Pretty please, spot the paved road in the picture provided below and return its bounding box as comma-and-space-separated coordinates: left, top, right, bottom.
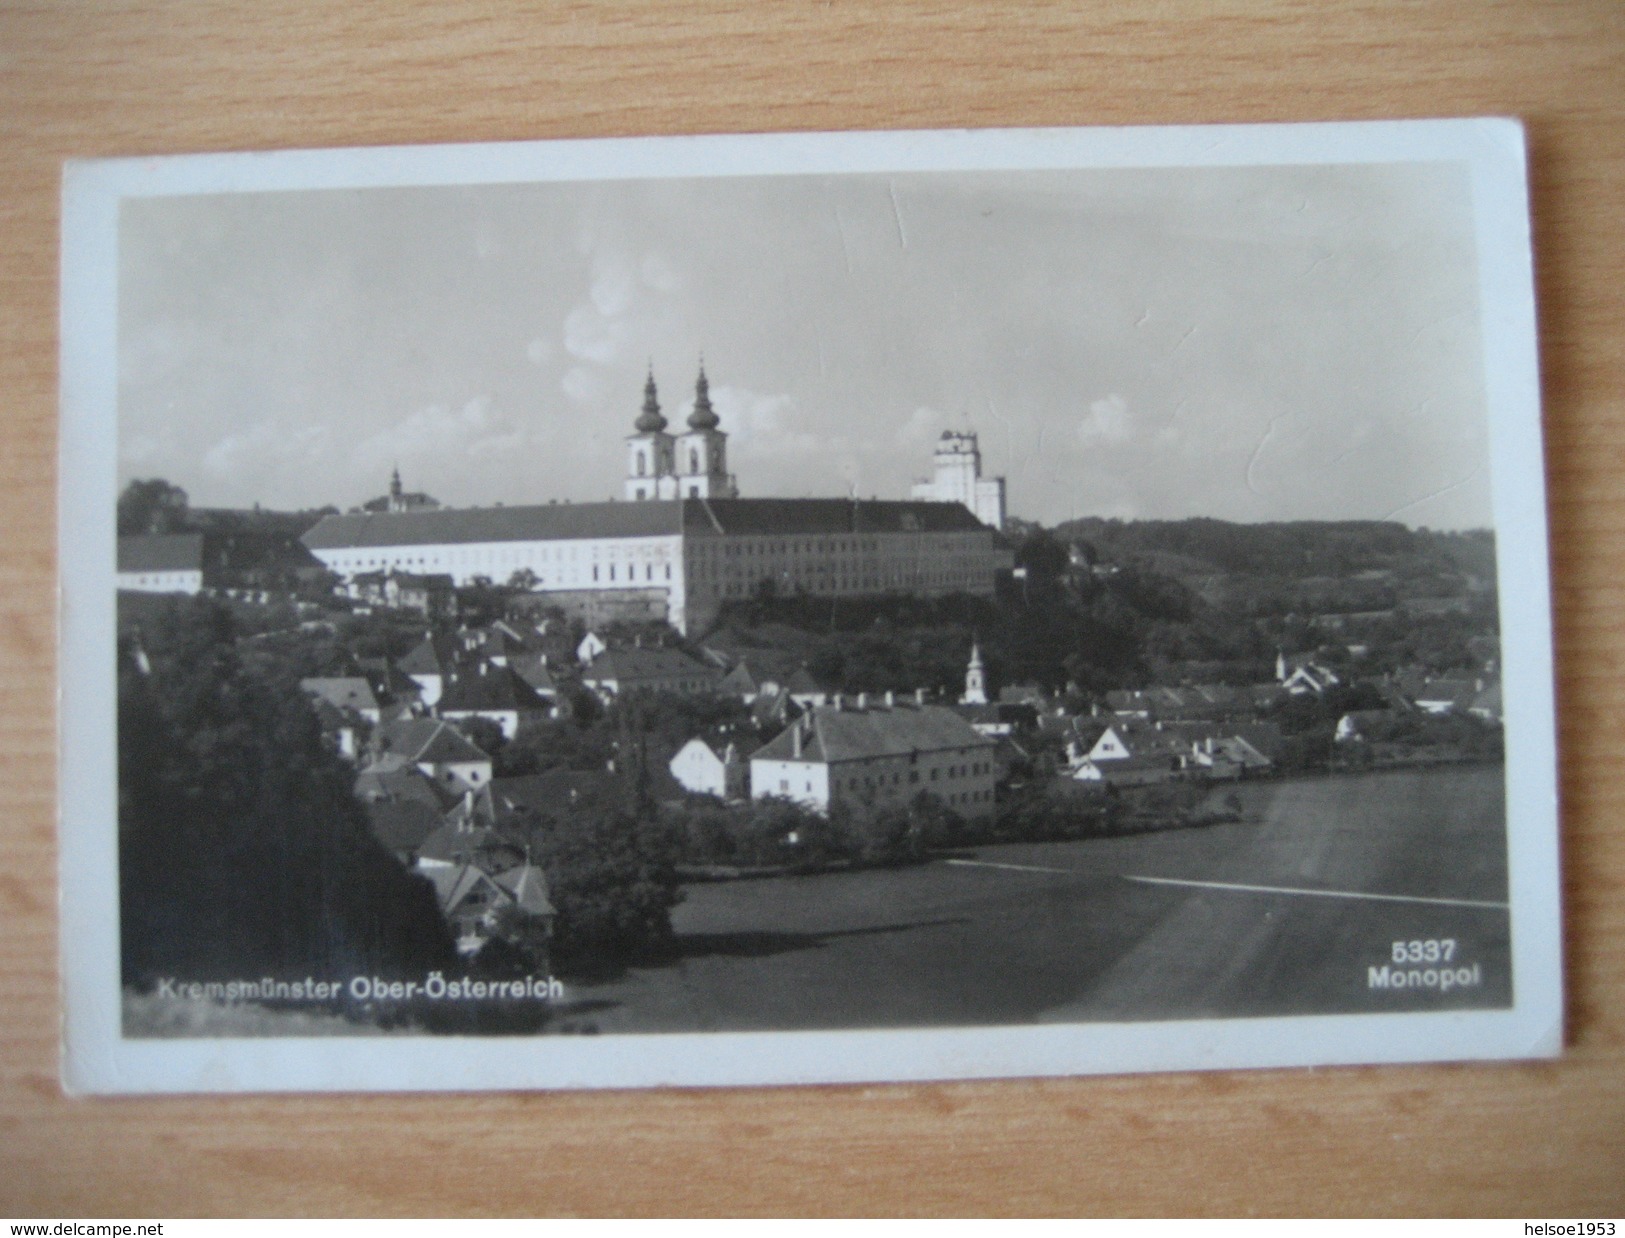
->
566, 765, 1510, 1034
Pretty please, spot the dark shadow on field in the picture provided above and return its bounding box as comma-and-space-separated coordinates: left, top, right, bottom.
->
675, 916, 972, 961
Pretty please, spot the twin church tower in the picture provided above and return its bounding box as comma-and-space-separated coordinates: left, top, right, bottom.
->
624, 361, 1005, 529
624, 364, 738, 502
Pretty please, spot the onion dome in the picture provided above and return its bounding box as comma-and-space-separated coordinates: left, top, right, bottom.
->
687, 363, 720, 430
635, 370, 667, 433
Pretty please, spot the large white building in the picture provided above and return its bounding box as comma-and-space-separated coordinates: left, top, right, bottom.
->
911, 431, 1006, 530
301, 370, 1014, 634
750, 702, 998, 819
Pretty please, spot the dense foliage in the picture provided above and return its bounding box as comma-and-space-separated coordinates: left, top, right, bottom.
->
523, 781, 685, 974
118, 597, 455, 987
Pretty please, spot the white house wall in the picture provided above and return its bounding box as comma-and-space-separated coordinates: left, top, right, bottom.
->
115, 569, 203, 594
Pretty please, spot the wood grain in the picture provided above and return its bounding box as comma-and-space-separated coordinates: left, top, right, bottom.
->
3, 0, 1622, 1216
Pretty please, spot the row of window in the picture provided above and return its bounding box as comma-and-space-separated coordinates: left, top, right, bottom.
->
633, 448, 717, 476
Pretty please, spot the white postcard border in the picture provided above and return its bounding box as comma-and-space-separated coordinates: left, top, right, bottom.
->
59, 120, 1560, 1094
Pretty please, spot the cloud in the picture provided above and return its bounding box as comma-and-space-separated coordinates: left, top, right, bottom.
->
202, 421, 331, 477
640, 252, 680, 292
350, 396, 527, 472
894, 405, 951, 450
1076, 394, 1133, 444
526, 337, 552, 366
563, 302, 629, 365
561, 365, 608, 407
712, 385, 834, 460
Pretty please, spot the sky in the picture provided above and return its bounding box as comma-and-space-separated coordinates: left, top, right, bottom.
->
118, 159, 1492, 529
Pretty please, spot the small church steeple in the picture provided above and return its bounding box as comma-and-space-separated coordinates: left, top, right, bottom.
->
687, 361, 719, 430
672, 358, 737, 500
626, 367, 677, 500
635, 367, 667, 433
961, 639, 988, 705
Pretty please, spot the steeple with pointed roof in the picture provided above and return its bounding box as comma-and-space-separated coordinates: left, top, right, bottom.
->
687, 362, 720, 430
961, 639, 988, 705
626, 367, 677, 500
635, 368, 668, 433
672, 359, 738, 499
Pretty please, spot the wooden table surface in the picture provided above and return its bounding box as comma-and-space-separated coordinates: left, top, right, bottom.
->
3, 0, 1622, 1217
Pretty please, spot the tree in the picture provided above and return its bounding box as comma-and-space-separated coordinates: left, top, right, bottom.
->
533, 784, 684, 973
118, 597, 455, 987
118, 478, 190, 535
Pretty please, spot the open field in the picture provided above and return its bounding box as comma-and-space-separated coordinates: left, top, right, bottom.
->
572, 765, 1510, 1032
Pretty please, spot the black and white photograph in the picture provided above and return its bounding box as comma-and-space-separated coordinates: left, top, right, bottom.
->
58, 122, 1561, 1091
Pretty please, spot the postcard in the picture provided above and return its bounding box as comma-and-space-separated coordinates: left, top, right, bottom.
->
58, 120, 1560, 1092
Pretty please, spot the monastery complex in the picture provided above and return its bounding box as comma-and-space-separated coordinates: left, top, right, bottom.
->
301, 366, 1013, 634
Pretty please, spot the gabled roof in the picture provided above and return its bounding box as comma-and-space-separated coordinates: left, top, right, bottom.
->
354, 765, 449, 809
353, 568, 454, 590
717, 651, 803, 695
307, 695, 351, 732
750, 686, 801, 730
493, 863, 555, 917
998, 684, 1050, 706
364, 800, 444, 856
374, 718, 491, 766
417, 821, 526, 869
117, 533, 204, 573
304, 500, 688, 550
753, 704, 993, 765
437, 665, 550, 713
399, 634, 456, 677
355, 657, 423, 702
508, 652, 559, 693
300, 676, 380, 715
421, 863, 503, 918
783, 666, 833, 695
490, 770, 618, 815
689, 498, 988, 537
584, 645, 719, 685
302, 496, 991, 552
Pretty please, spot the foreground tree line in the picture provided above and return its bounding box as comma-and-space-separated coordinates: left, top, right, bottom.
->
118, 599, 687, 1003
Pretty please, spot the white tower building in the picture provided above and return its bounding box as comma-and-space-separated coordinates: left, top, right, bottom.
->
672, 365, 738, 499
911, 430, 1006, 529
625, 370, 677, 501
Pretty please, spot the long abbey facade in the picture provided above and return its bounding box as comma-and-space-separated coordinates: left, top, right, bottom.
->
302, 367, 1012, 635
